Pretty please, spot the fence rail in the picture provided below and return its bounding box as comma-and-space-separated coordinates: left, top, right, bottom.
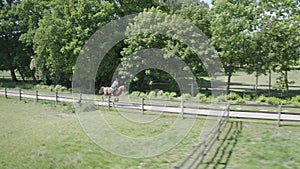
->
1, 88, 300, 124
174, 104, 230, 169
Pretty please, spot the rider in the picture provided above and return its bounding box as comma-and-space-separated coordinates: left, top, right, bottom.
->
111, 78, 119, 96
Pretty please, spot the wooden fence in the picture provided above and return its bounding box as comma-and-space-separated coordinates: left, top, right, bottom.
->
174, 103, 230, 169
1, 88, 300, 125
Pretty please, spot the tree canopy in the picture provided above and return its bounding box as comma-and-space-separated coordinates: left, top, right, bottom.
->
0, 0, 299, 94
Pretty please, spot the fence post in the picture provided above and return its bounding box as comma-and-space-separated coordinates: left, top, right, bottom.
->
277, 105, 282, 127
181, 98, 184, 119
217, 125, 221, 140
4, 88, 7, 98
35, 90, 38, 102
19, 88, 22, 101
79, 93, 82, 103
226, 102, 231, 118
108, 96, 110, 110
191, 82, 194, 97
55, 91, 58, 103
141, 98, 145, 115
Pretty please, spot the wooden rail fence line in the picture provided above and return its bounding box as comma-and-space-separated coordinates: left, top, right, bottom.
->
1, 88, 300, 125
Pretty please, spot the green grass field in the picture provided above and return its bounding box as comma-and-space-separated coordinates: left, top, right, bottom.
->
0, 98, 205, 168
0, 97, 300, 168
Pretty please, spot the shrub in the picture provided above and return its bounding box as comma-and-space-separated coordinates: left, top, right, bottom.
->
243, 94, 252, 101
291, 96, 300, 106
165, 92, 177, 99
52, 85, 68, 92
181, 93, 192, 100
236, 97, 245, 104
157, 90, 165, 98
60, 86, 68, 92
227, 92, 240, 101
215, 95, 227, 102
280, 99, 289, 105
266, 97, 281, 105
130, 91, 140, 97
46, 85, 53, 91
148, 91, 156, 98
196, 93, 207, 102
258, 95, 267, 103
139, 92, 148, 98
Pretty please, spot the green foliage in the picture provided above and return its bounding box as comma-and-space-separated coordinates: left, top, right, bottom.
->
258, 95, 267, 103
130, 91, 141, 97
210, 0, 255, 93
119, 5, 211, 90
236, 97, 245, 104
291, 96, 300, 106
196, 93, 208, 102
227, 92, 241, 101
139, 92, 148, 98
0, 0, 34, 82
215, 95, 227, 102
148, 91, 157, 98
164, 92, 177, 100
273, 75, 296, 95
243, 94, 252, 101
266, 97, 282, 105
54, 85, 68, 92
156, 90, 165, 98
181, 93, 192, 100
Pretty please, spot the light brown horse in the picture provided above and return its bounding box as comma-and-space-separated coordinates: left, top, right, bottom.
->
99, 85, 126, 96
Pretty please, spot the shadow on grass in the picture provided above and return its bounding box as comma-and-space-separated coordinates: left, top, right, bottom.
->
0, 78, 37, 89
278, 123, 300, 128
202, 121, 243, 169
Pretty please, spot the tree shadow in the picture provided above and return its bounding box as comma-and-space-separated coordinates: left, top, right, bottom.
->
201, 121, 243, 169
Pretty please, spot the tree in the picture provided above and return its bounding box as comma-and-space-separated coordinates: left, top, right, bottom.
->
0, 0, 31, 82
210, 0, 255, 93
255, 0, 300, 94
119, 3, 212, 93
14, 0, 50, 82
31, 0, 116, 86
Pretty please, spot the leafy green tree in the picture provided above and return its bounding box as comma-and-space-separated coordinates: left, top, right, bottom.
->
210, 0, 255, 93
0, 0, 32, 82
31, 0, 115, 86
255, 0, 300, 93
120, 3, 211, 92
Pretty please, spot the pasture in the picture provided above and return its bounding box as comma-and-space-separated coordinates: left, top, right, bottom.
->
0, 97, 300, 168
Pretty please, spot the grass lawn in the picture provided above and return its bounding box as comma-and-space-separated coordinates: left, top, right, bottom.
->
0, 97, 299, 168
0, 97, 205, 168
232, 70, 300, 87
225, 120, 300, 169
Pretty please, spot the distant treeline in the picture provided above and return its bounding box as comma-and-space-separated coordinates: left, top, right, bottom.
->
0, 0, 299, 93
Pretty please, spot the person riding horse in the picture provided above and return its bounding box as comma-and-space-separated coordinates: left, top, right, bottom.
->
111, 78, 119, 96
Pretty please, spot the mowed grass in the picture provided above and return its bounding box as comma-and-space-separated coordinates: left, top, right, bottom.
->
0, 97, 205, 168
226, 120, 300, 169
231, 70, 300, 88
0, 97, 300, 168
199, 119, 300, 169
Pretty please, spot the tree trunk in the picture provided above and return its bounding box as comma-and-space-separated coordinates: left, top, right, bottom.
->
255, 72, 258, 95
30, 70, 37, 83
268, 70, 271, 96
10, 67, 18, 82
17, 68, 25, 82
226, 73, 232, 94
284, 69, 289, 93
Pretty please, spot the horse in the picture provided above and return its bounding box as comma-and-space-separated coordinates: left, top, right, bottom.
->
99, 85, 126, 97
